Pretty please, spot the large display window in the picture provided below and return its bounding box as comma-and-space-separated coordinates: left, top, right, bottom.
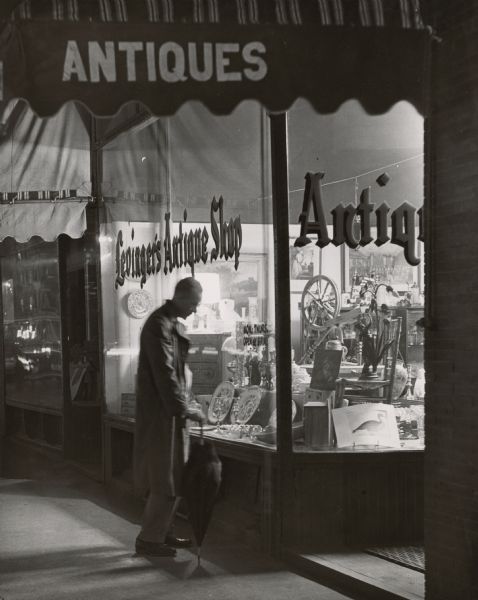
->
99, 102, 277, 448
286, 100, 425, 453
99, 99, 426, 457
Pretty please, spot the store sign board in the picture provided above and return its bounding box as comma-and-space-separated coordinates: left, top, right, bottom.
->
62, 40, 267, 85
0, 21, 429, 117
114, 196, 241, 289
296, 172, 424, 266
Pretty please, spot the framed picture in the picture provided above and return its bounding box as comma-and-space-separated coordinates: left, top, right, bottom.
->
310, 349, 343, 391
289, 241, 318, 281
332, 403, 401, 449
194, 253, 267, 321
344, 227, 424, 295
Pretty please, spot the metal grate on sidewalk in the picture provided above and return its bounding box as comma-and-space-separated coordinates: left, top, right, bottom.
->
364, 545, 425, 573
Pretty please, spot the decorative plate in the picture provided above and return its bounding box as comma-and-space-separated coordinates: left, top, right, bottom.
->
189, 424, 216, 432
127, 289, 153, 319
234, 386, 263, 424
208, 381, 235, 424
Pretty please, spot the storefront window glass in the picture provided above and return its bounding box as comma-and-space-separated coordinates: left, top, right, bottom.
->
99, 102, 276, 448
287, 100, 425, 453
1, 238, 63, 411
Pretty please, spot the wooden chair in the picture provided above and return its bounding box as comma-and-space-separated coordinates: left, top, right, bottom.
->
339, 317, 402, 406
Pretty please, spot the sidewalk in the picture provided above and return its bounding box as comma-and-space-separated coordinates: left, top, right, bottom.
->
0, 443, 360, 600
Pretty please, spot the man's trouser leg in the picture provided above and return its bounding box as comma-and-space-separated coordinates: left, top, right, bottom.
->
138, 420, 185, 543
138, 490, 174, 543
138, 446, 174, 543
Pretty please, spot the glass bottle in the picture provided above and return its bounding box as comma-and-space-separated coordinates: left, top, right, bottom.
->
414, 368, 425, 401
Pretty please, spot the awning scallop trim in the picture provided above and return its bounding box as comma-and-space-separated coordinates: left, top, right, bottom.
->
0, 200, 88, 243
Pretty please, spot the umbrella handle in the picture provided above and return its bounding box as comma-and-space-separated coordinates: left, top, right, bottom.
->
199, 423, 204, 445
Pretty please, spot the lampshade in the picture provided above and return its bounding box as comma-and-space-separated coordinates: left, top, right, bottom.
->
195, 272, 221, 304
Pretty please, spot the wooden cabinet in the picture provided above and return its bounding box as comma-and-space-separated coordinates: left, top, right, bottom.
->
5, 402, 64, 450
188, 332, 231, 395
285, 451, 424, 549
392, 307, 424, 372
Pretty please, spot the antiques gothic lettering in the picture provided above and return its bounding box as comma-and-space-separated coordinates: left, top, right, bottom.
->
115, 197, 242, 289
296, 172, 424, 266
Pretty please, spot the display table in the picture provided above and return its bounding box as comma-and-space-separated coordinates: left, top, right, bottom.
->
190, 429, 277, 464
102, 413, 278, 551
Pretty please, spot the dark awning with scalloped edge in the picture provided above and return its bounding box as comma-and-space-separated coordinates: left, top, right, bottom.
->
0, 0, 431, 117
0, 200, 88, 243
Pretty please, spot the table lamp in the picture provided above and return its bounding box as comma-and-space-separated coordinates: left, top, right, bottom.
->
195, 273, 221, 306
194, 273, 221, 328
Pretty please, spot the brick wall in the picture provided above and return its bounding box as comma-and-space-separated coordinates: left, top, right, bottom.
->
425, 1, 478, 599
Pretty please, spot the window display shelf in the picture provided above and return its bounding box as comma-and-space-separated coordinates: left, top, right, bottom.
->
5, 398, 63, 415
103, 411, 276, 473
102, 405, 422, 551
190, 430, 277, 465
293, 440, 424, 455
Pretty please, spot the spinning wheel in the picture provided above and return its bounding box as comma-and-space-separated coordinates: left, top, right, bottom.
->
299, 275, 353, 364
301, 275, 341, 329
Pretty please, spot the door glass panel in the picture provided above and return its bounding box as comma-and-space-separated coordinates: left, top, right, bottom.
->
1, 238, 63, 411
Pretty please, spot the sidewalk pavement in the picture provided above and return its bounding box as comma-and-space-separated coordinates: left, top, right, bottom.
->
0, 444, 359, 600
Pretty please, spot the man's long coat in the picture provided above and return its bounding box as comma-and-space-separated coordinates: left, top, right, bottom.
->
133, 300, 190, 497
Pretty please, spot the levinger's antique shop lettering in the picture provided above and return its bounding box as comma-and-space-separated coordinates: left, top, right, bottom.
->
115, 196, 242, 289
63, 40, 267, 83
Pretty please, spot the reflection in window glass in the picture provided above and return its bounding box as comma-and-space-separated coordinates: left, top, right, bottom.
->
287, 100, 425, 453
1, 238, 63, 411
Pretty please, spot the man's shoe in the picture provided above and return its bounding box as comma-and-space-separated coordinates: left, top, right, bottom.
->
164, 535, 192, 548
135, 538, 177, 557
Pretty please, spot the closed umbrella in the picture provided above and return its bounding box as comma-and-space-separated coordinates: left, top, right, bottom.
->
181, 427, 222, 565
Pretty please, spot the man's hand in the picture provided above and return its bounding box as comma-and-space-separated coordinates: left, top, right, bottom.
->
185, 405, 206, 424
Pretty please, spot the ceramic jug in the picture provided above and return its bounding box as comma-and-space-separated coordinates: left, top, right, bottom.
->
325, 339, 348, 360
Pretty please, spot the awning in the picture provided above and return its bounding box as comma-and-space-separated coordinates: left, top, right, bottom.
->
0, 0, 431, 117
0, 200, 88, 242
8, 0, 427, 26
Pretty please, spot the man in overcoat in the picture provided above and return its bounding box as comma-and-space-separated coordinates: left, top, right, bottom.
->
134, 277, 205, 557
